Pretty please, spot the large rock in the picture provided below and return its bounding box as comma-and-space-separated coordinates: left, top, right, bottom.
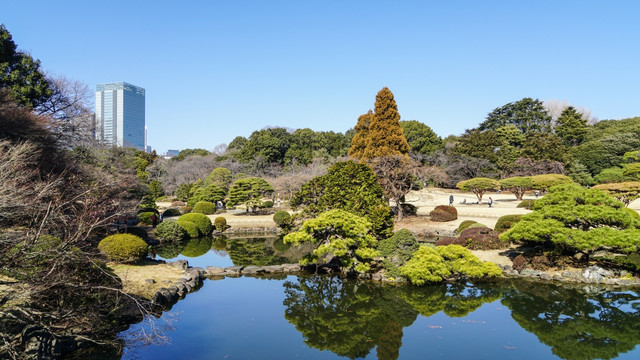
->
262, 265, 284, 274
242, 266, 264, 275
205, 266, 226, 276
582, 266, 613, 283
224, 266, 244, 275
170, 259, 189, 270
281, 264, 301, 273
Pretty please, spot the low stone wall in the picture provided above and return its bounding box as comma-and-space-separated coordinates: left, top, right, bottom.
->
222, 227, 280, 235
500, 264, 640, 287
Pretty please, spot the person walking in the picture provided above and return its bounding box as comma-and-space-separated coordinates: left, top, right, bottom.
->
449, 195, 454, 206
488, 197, 493, 208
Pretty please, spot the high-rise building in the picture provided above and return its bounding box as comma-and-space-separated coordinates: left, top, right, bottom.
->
95, 82, 145, 149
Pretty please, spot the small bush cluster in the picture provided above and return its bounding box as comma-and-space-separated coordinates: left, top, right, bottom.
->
395, 203, 417, 217
162, 208, 182, 217
430, 205, 458, 222
214, 216, 227, 231
512, 255, 527, 271
517, 199, 536, 210
273, 210, 293, 230
155, 220, 186, 242
177, 220, 200, 238
193, 201, 217, 215
171, 200, 187, 207
456, 220, 478, 233
137, 211, 156, 225
98, 234, 148, 263
494, 214, 523, 233
262, 200, 274, 208
177, 213, 213, 236
435, 227, 507, 250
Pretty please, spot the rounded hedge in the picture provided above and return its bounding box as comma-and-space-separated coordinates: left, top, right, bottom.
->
98, 234, 148, 263
494, 214, 523, 233
177, 213, 213, 235
177, 220, 200, 238
214, 216, 227, 232
429, 205, 458, 222
193, 201, 217, 215
162, 208, 182, 217
456, 220, 478, 234
137, 211, 156, 225
273, 210, 292, 228
262, 200, 274, 208
155, 220, 187, 242
517, 199, 536, 210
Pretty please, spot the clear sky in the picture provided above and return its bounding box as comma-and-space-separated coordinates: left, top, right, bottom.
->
4, 1, 640, 154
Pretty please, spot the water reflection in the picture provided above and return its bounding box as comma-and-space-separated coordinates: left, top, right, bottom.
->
501, 280, 640, 360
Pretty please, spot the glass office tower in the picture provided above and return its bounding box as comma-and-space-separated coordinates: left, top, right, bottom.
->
95, 82, 145, 150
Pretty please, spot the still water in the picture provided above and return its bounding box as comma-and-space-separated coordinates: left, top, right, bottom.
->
120, 237, 640, 360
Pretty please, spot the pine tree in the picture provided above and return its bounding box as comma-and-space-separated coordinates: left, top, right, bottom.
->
555, 106, 587, 146
363, 87, 410, 159
347, 110, 373, 159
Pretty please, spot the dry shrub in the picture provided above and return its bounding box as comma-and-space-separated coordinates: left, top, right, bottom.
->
531, 255, 551, 270
171, 200, 187, 206
434, 237, 466, 246
459, 227, 507, 250
429, 205, 458, 222
512, 255, 528, 271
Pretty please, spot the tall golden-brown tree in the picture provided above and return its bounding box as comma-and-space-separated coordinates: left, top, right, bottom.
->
348, 110, 373, 160
349, 87, 410, 161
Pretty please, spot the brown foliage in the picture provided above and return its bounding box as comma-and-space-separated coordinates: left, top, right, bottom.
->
459, 227, 507, 250
512, 255, 528, 271
507, 157, 565, 177
429, 205, 458, 222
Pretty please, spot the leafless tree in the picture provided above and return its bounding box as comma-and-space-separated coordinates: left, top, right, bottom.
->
369, 155, 419, 221
544, 99, 597, 126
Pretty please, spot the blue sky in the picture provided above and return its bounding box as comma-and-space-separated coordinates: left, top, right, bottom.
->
4, 1, 640, 154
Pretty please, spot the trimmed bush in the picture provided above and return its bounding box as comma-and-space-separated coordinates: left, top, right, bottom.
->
162, 208, 182, 217
177, 220, 200, 238
377, 229, 419, 263
429, 205, 458, 222
517, 199, 536, 210
137, 211, 155, 225
181, 206, 192, 214
98, 234, 148, 263
178, 213, 213, 235
193, 201, 217, 215
125, 226, 148, 240
456, 220, 479, 234
494, 214, 523, 233
434, 237, 466, 247
262, 200, 274, 208
273, 210, 292, 229
214, 216, 227, 232
155, 220, 186, 242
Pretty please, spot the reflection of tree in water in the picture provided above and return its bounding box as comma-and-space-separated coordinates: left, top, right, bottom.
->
180, 236, 213, 257
226, 237, 290, 266
154, 238, 188, 259
211, 235, 228, 251
501, 280, 640, 360
283, 276, 501, 360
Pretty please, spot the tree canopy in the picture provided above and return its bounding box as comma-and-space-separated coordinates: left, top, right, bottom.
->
456, 177, 500, 202
479, 97, 552, 134
399, 120, 443, 155
226, 177, 274, 212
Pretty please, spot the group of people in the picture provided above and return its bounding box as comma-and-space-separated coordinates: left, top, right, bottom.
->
449, 195, 493, 207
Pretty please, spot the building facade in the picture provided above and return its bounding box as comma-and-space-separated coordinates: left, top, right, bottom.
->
95, 82, 145, 150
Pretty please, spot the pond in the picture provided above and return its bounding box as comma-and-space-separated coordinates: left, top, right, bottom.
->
116, 237, 640, 360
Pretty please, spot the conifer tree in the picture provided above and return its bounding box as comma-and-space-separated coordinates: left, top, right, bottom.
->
348, 110, 373, 160
363, 87, 410, 159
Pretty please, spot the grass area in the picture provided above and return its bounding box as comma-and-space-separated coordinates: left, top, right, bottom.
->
108, 260, 186, 300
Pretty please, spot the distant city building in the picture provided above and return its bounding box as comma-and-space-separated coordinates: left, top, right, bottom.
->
95, 82, 145, 150
166, 149, 180, 158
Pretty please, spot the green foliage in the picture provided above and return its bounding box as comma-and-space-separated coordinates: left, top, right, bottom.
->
593, 182, 640, 206
494, 214, 523, 233
155, 220, 187, 242
499, 176, 533, 200
429, 205, 458, 222
480, 97, 552, 134
173, 148, 210, 161
214, 216, 227, 232
531, 174, 573, 189
180, 236, 213, 257
567, 161, 594, 186
571, 132, 640, 176
226, 177, 274, 211
193, 201, 217, 215
162, 208, 182, 217
176, 220, 200, 238
177, 213, 213, 236
187, 183, 226, 207
456, 220, 480, 233
377, 229, 419, 277
555, 106, 587, 146
204, 167, 233, 189
137, 211, 156, 225
273, 210, 293, 229
594, 167, 626, 184
291, 160, 394, 238
622, 150, 640, 163
284, 209, 379, 272
453, 129, 501, 165
174, 183, 193, 201
456, 177, 499, 202
517, 199, 536, 209
501, 183, 640, 254
623, 163, 640, 180
148, 179, 164, 200
98, 234, 148, 263
399, 120, 443, 155
399, 245, 502, 285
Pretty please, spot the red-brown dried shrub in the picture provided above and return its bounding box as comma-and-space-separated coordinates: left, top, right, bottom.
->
434, 237, 466, 247
512, 255, 528, 271
429, 205, 458, 222
531, 255, 551, 270
459, 227, 507, 250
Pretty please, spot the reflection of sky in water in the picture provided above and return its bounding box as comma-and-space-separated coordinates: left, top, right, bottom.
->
156, 250, 234, 268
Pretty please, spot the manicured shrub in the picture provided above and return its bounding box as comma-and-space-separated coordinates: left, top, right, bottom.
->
517, 199, 535, 210
434, 237, 466, 247
262, 200, 274, 208
181, 206, 192, 214
137, 211, 155, 225
155, 220, 186, 242
193, 201, 217, 215
177, 220, 200, 238
456, 220, 478, 234
98, 234, 148, 263
531, 255, 551, 270
273, 210, 292, 229
125, 226, 148, 240
429, 205, 458, 222
377, 229, 419, 263
458, 227, 506, 250
162, 208, 182, 217
178, 213, 213, 235
494, 214, 523, 233
214, 216, 227, 232
512, 255, 528, 271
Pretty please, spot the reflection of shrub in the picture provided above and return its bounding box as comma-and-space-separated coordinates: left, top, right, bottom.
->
98, 234, 148, 263
274, 237, 291, 252
456, 220, 478, 233
193, 201, 217, 215
517, 199, 535, 210
273, 211, 292, 229
178, 213, 212, 235
430, 205, 458, 222
181, 237, 213, 257
154, 239, 187, 259
137, 211, 155, 225
177, 220, 199, 238
212, 236, 228, 250
125, 226, 148, 240
494, 214, 523, 233
214, 216, 227, 232
155, 220, 186, 242
162, 208, 182, 217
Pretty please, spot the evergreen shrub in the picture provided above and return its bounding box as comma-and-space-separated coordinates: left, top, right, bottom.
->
137, 211, 155, 225
273, 211, 292, 229
494, 214, 523, 233
214, 216, 227, 232
262, 200, 274, 208
177, 220, 199, 238
162, 208, 182, 217
517, 199, 536, 210
155, 220, 186, 242
178, 213, 213, 235
98, 234, 148, 263
429, 205, 458, 222
193, 201, 217, 215
456, 220, 478, 233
